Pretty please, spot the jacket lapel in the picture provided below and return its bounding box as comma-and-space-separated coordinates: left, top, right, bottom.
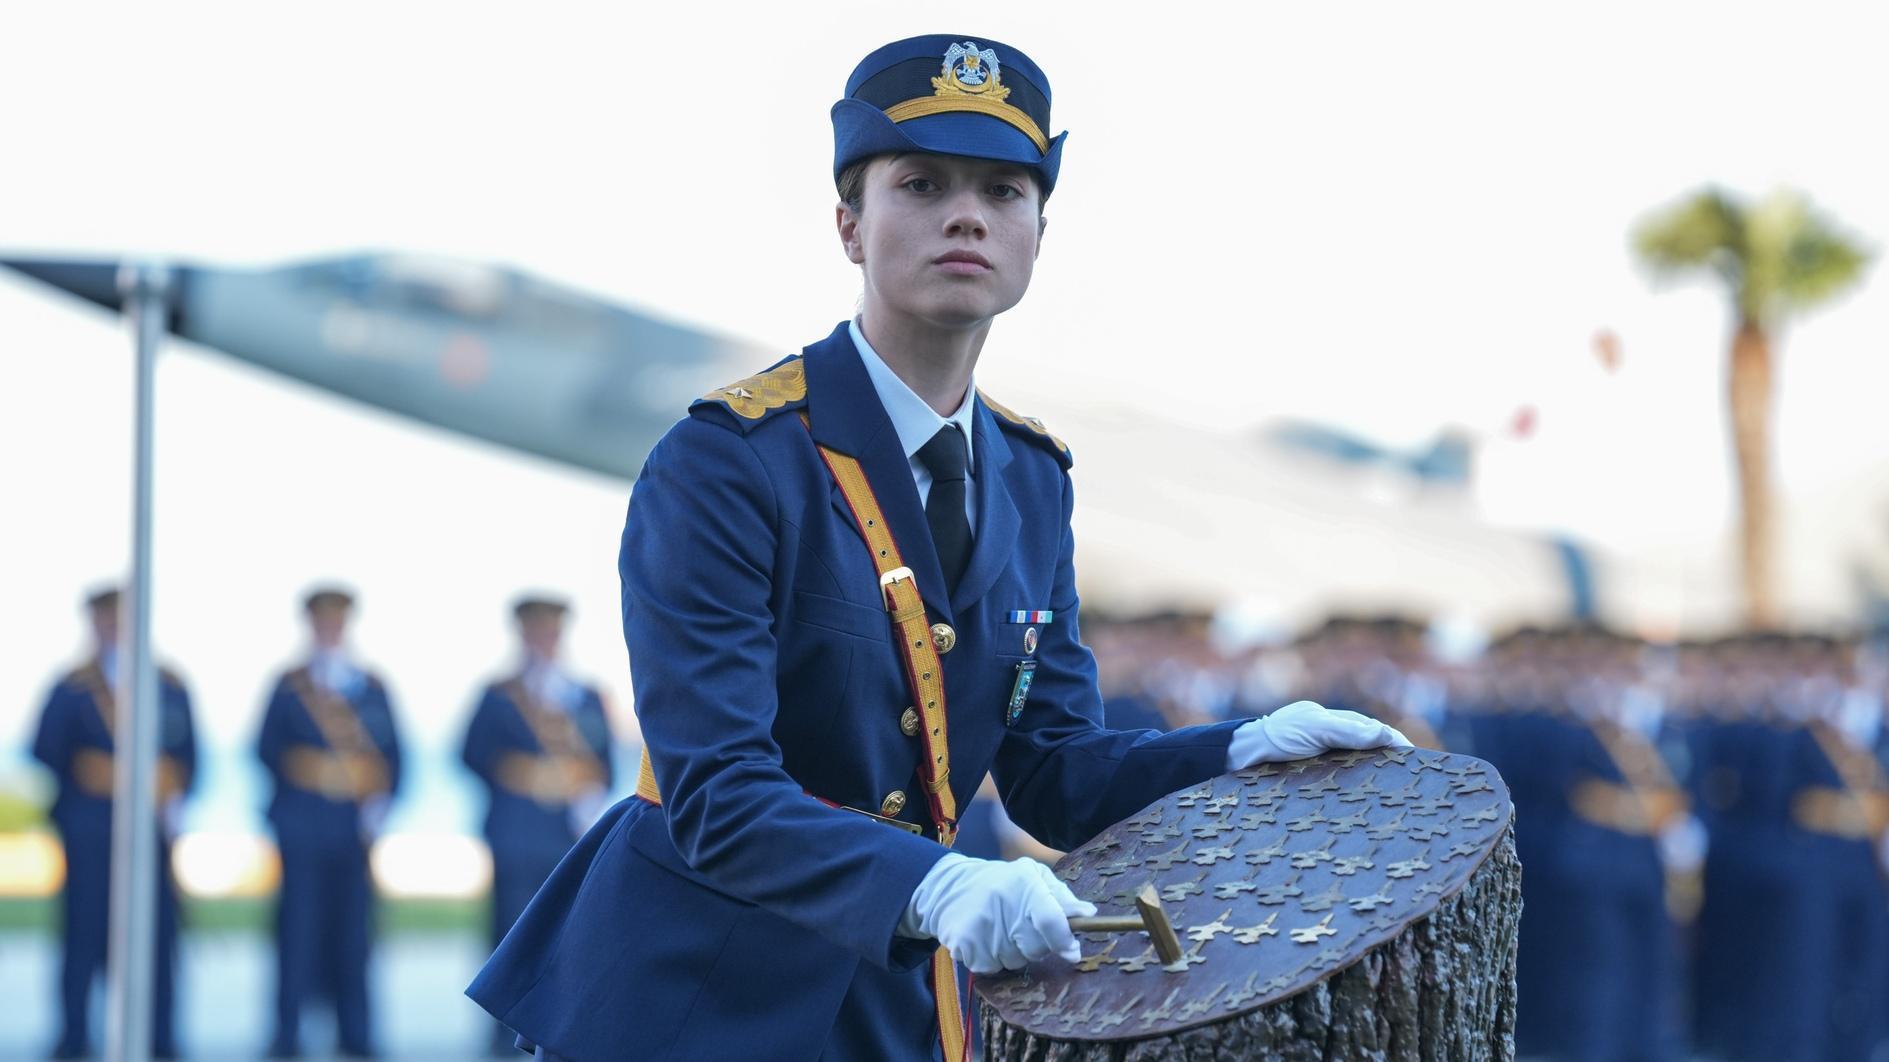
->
803, 324, 955, 622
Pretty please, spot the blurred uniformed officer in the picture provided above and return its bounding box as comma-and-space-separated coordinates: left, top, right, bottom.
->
1741, 637, 1888, 1062
30, 586, 197, 1059
461, 595, 614, 1056
1688, 636, 1797, 1059
468, 34, 1406, 1061
256, 587, 404, 1059
1522, 634, 1701, 1062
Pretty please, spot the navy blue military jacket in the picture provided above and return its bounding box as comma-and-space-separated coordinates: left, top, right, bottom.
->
256, 668, 404, 847
460, 677, 615, 851
470, 322, 1241, 1060
31, 660, 197, 836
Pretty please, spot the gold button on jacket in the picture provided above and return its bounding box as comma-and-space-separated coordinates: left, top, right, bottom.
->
880, 790, 908, 817
900, 707, 921, 736
930, 623, 956, 654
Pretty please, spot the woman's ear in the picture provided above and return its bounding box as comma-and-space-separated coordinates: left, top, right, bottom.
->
1036, 214, 1048, 259
837, 203, 866, 265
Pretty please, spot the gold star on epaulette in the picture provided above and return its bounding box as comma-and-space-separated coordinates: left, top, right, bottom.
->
978, 391, 1069, 458
703, 359, 807, 420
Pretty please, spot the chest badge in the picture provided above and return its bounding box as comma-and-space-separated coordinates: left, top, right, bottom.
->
1022, 626, 1039, 655
1006, 660, 1038, 727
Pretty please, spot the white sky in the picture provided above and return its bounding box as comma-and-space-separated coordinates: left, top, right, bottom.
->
3, 2, 1887, 834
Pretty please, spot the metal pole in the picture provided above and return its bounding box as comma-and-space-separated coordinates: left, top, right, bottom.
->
106, 261, 169, 1062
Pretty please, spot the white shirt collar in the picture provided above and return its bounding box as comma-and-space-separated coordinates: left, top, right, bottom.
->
522, 653, 581, 711
308, 647, 362, 694
850, 318, 977, 472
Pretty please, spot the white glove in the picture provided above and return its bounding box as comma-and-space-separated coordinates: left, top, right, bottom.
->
1228, 700, 1412, 769
358, 794, 392, 844
902, 853, 1097, 975
161, 796, 187, 841
1657, 813, 1708, 874
567, 785, 610, 840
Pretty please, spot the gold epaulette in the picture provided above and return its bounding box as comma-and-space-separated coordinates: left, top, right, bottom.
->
693, 357, 808, 424
978, 391, 1071, 466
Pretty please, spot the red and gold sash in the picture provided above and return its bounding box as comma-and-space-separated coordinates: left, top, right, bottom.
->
284, 669, 391, 803
71, 661, 186, 801
802, 413, 968, 1062
1795, 720, 1889, 840
496, 678, 607, 805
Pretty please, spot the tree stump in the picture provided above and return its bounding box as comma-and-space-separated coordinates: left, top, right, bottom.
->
975, 748, 1522, 1061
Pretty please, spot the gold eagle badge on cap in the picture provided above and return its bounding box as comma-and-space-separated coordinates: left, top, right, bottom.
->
934, 41, 1011, 101
883, 39, 1048, 153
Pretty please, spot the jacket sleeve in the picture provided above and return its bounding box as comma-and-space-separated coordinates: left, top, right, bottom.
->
459, 687, 503, 785
991, 470, 1241, 852
371, 681, 405, 798
622, 413, 948, 970
165, 678, 199, 796
30, 683, 72, 774
584, 689, 616, 789
255, 680, 292, 779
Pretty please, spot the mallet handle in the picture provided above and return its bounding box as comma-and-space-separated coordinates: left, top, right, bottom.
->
1066, 916, 1146, 933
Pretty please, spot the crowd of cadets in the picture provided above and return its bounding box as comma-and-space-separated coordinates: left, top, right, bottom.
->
29, 588, 1888, 1060
27, 587, 614, 1060
1086, 612, 1889, 1062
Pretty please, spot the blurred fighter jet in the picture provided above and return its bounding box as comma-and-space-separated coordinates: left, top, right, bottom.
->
1265, 421, 1473, 488
0, 253, 769, 478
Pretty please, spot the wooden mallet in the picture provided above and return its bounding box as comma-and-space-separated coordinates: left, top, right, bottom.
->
1066, 884, 1184, 964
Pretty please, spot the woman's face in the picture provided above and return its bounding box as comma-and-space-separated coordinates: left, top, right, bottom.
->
838, 152, 1044, 331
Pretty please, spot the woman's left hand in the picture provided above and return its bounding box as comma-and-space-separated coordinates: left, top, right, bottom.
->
1227, 700, 1412, 769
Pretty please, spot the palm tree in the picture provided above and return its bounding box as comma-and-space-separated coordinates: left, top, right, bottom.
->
1635, 188, 1869, 629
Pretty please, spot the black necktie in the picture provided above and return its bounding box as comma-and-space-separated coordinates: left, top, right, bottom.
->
918, 426, 973, 591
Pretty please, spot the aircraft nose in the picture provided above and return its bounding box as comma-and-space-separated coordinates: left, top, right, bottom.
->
0, 257, 127, 313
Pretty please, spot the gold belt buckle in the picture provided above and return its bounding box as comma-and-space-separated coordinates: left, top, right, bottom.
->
879, 565, 918, 614
840, 804, 925, 835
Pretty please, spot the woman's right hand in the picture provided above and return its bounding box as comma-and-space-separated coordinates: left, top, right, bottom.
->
905, 852, 1097, 974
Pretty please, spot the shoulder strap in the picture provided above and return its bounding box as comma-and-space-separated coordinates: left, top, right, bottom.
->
799, 412, 960, 847
798, 422, 975, 1061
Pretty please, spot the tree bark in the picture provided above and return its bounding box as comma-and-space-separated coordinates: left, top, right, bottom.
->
980, 824, 1521, 1061
1728, 318, 1778, 629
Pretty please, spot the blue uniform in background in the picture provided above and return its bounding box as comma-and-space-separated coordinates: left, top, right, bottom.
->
30, 656, 196, 1060
460, 670, 614, 1053
1689, 708, 1796, 1058
1471, 693, 1586, 1059
468, 323, 1244, 1060
256, 662, 403, 1058
1759, 722, 1888, 1061
1521, 712, 1685, 1061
